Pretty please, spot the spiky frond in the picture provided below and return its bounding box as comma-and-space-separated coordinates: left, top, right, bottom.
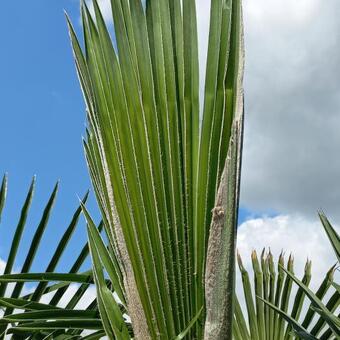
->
235, 247, 339, 340
0, 176, 105, 338
254, 213, 340, 340
66, 0, 244, 338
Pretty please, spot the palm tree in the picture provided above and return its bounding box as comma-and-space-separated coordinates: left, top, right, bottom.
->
0, 0, 338, 339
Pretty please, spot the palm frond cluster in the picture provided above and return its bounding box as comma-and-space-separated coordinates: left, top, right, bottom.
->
0, 0, 339, 339
67, 0, 244, 338
0, 175, 105, 338
235, 247, 339, 340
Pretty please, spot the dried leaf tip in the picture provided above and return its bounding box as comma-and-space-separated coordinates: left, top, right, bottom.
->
251, 249, 257, 260
304, 259, 312, 275
287, 254, 294, 270
237, 251, 245, 272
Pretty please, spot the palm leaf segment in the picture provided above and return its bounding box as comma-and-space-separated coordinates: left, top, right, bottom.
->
67, 0, 244, 338
0, 175, 105, 338
236, 248, 339, 340
239, 213, 340, 340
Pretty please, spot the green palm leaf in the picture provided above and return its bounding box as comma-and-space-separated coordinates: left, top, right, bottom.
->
0, 174, 7, 222
67, 0, 245, 338
319, 212, 340, 263
235, 249, 339, 340
258, 298, 318, 340
256, 214, 340, 340
87, 212, 130, 340
281, 266, 340, 337
0, 177, 102, 338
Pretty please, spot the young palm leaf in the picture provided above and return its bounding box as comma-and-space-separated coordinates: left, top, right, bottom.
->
85, 208, 130, 340
258, 214, 340, 340
235, 249, 339, 340
0, 177, 104, 338
68, 0, 245, 338
0, 175, 7, 222
319, 212, 340, 263
281, 266, 340, 338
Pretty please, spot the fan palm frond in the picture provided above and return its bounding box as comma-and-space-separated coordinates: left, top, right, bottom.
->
66, 0, 244, 338
0, 176, 104, 338
258, 213, 340, 340
235, 248, 339, 340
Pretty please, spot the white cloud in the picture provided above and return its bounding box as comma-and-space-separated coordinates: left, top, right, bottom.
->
237, 214, 338, 291
85, 0, 112, 23
40, 283, 97, 309
0, 259, 6, 274
0, 258, 35, 299
240, 0, 340, 219
245, 0, 320, 26
75, 285, 97, 309
196, 0, 210, 111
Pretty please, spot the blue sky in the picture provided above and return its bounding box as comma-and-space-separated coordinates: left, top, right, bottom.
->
0, 0, 338, 283
0, 1, 97, 273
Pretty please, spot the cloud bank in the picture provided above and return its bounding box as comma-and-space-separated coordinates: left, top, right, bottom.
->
237, 214, 337, 289
241, 0, 340, 219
